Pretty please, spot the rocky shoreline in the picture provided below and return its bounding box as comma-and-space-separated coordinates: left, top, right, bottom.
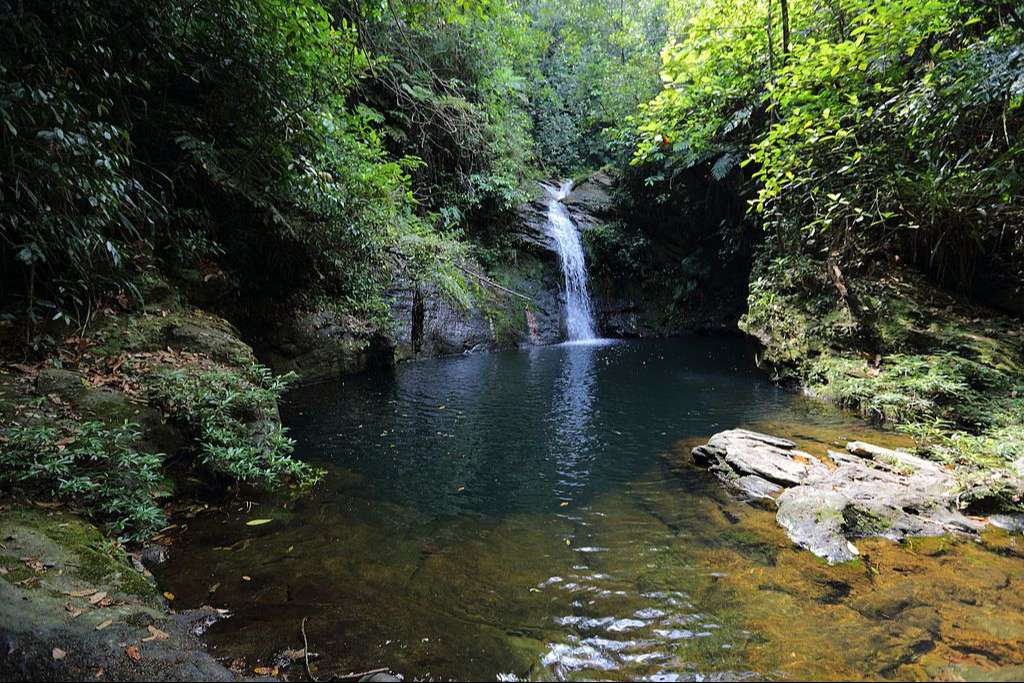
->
0, 508, 244, 682
691, 429, 1024, 563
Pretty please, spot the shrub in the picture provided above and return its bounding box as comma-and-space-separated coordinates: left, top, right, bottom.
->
148, 364, 323, 489
0, 420, 165, 541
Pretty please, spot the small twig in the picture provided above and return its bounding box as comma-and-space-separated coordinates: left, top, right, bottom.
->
454, 264, 549, 314
301, 617, 320, 683
335, 667, 389, 681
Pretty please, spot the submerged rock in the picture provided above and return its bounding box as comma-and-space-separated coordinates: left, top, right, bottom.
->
692, 429, 987, 564
777, 487, 860, 564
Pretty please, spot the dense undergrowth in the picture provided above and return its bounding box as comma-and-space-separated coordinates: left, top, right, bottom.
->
0, 297, 322, 540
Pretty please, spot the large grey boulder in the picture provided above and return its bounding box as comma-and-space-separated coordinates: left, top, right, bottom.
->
692, 429, 829, 487
777, 487, 860, 564
692, 429, 988, 564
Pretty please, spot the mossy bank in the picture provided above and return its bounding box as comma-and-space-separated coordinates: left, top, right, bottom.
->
740, 251, 1024, 514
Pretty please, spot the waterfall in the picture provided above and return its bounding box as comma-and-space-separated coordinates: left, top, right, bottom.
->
543, 180, 598, 341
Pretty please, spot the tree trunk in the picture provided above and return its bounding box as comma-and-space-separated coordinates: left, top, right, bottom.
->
780, 0, 791, 55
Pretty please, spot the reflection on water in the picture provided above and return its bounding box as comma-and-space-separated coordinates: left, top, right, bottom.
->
550, 341, 601, 499
156, 338, 1024, 681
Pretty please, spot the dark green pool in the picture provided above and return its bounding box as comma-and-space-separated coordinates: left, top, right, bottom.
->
156, 338, 1024, 681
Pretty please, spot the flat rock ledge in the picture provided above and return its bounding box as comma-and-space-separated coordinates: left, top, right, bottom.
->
692, 429, 988, 564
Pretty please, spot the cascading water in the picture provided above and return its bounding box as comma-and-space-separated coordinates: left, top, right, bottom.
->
544, 180, 598, 341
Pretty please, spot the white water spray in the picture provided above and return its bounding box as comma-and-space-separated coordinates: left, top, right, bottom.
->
543, 180, 597, 341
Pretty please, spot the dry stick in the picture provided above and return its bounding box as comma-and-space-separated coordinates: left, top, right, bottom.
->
301, 617, 320, 682
335, 667, 390, 681
301, 618, 390, 682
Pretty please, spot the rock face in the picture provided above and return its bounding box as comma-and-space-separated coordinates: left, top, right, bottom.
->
248, 307, 395, 385
692, 429, 987, 564
562, 171, 614, 229
513, 173, 613, 246
389, 281, 498, 358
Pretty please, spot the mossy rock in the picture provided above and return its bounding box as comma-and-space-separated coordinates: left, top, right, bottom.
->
0, 508, 158, 601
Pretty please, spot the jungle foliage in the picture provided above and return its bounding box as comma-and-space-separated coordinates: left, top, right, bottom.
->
0, 0, 548, 331
633, 0, 1024, 291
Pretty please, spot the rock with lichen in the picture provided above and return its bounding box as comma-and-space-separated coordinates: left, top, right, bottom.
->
692, 429, 991, 564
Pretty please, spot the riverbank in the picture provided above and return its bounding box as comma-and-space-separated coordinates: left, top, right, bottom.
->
0, 281, 328, 680
0, 507, 242, 681
740, 253, 1024, 515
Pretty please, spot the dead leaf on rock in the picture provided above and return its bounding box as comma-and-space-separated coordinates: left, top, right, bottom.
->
88, 591, 108, 605
52, 647, 66, 660
96, 619, 113, 631
125, 645, 141, 662
143, 625, 169, 642
21, 556, 45, 573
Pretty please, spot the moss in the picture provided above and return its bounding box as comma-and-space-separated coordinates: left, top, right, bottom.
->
31, 511, 156, 598
843, 507, 894, 536
0, 554, 39, 586
0, 508, 158, 600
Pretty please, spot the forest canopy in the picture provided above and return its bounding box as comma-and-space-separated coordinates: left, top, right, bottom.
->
2, 0, 1022, 330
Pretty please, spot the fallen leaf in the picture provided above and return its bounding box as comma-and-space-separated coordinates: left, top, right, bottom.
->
22, 557, 45, 573
95, 619, 113, 631
88, 591, 108, 605
241, 575, 252, 582
66, 589, 98, 598
52, 647, 67, 660
559, 501, 569, 507
125, 645, 141, 662
143, 625, 169, 641
282, 648, 306, 661
253, 666, 278, 675
65, 603, 84, 618
245, 518, 273, 526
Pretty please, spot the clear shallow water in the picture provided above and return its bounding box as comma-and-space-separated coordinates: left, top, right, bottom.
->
157, 338, 1024, 681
